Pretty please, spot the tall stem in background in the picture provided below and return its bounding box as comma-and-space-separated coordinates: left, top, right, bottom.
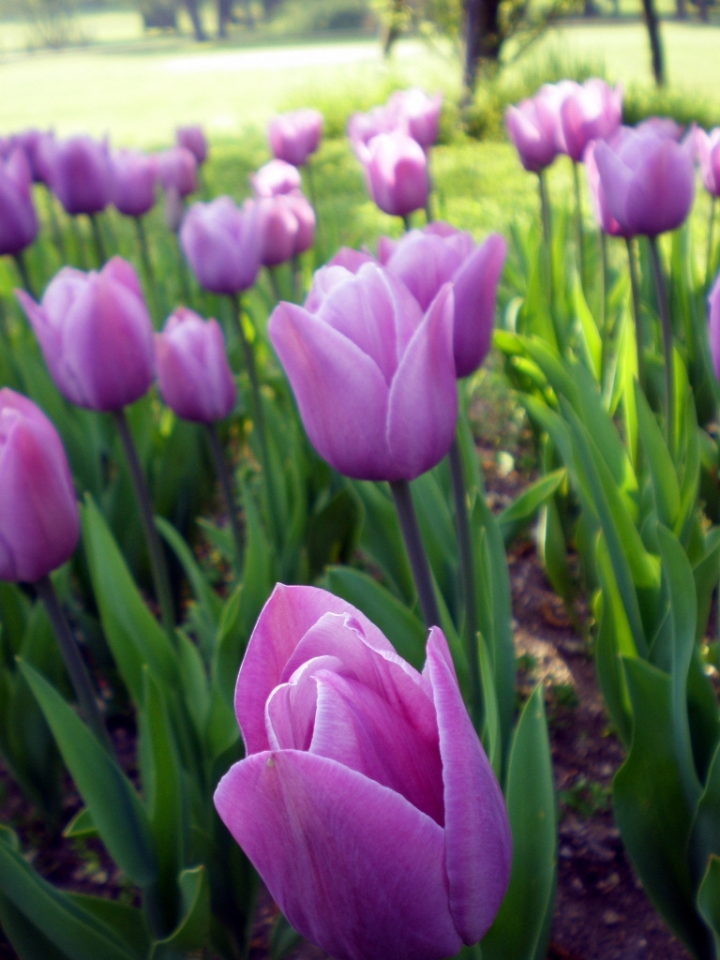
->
573, 162, 585, 289
599, 230, 607, 336
626, 237, 644, 390
134, 216, 161, 321
89, 213, 107, 266
112, 408, 176, 640
390, 480, 440, 630
538, 170, 553, 304
12, 251, 35, 299
43, 187, 67, 262
707, 196, 717, 288
648, 236, 675, 452
204, 422, 244, 572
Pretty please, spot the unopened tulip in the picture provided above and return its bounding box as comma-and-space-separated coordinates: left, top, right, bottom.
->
16, 258, 154, 412
215, 584, 511, 960
593, 125, 695, 237
268, 108, 323, 167
155, 308, 235, 423
269, 262, 457, 480
697, 127, 720, 197
45, 135, 113, 215
180, 196, 260, 295
111, 149, 157, 218
346, 105, 395, 152
389, 88, 443, 149
584, 141, 625, 236
709, 272, 720, 382
359, 131, 429, 219
558, 79, 622, 163
0, 389, 79, 582
505, 91, 561, 173
156, 146, 197, 198
251, 159, 302, 198
257, 191, 315, 266
11, 129, 52, 184
176, 124, 208, 165
0, 149, 38, 256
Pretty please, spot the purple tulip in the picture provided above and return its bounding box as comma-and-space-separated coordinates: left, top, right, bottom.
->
251, 159, 302, 198
180, 196, 260, 295
111, 149, 157, 218
0, 149, 38, 257
155, 307, 235, 423
257, 191, 315, 267
358, 130, 429, 218
558, 79, 622, 163
593, 125, 695, 237
696, 127, 720, 197
505, 91, 561, 173
347, 105, 395, 154
45, 135, 113, 216
388, 88, 443, 149
10, 129, 53, 184
709, 272, 720, 383
0, 389, 79, 583
268, 108, 323, 167
214, 584, 511, 960
637, 116, 683, 141
584, 141, 626, 237
156, 146, 197, 198
176, 124, 208, 165
269, 261, 457, 481
16, 258, 154, 412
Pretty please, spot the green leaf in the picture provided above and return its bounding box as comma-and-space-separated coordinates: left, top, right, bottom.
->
351, 480, 414, 604
573, 273, 602, 381
67, 895, 150, 959
697, 855, 720, 958
691, 742, 720, 890
634, 384, 681, 528
270, 914, 302, 960
155, 516, 222, 628
149, 866, 211, 960
481, 685, 556, 960
63, 807, 98, 840
410, 470, 459, 619
19, 659, 157, 888
498, 470, 565, 547
307, 487, 361, 580
693, 529, 720, 643
477, 632, 501, 780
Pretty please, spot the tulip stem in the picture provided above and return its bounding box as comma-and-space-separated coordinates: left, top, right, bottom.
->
573, 161, 585, 289
599, 230, 607, 335
43, 187, 67, 262
648, 236, 675, 454
174, 234, 193, 307
402, 214, 412, 233
12, 251, 35, 299
134, 216, 162, 324
707, 197, 716, 288
204, 422, 244, 572
89, 213, 107, 266
538, 171, 553, 304
112, 408, 176, 641
35, 574, 112, 751
448, 436, 482, 729
626, 237, 644, 390
390, 479, 441, 630
268, 268, 282, 304
304, 158, 318, 216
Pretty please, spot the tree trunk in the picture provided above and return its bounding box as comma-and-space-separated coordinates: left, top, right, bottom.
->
698, 0, 708, 24
184, 0, 206, 38
675, 0, 686, 17
462, 0, 501, 98
217, 0, 231, 36
641, 0, 664, 86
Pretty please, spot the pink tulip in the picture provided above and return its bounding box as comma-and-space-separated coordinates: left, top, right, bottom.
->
0, 389, 79, 583
176, 124, 208, 165
584, 141, 626, 236
389, 88, 443, 149
111, 149, 157, 218
696, 127, 720, 197
346, 105, 395, 153
269, 262, 457, 481
180, 196, 260, 295
214, 584, 511, 960
709, 272, 720, 383
155, 308, 235, 423
0, 149, 38, 256
558, 79, 623, 163
10, 129, 52, 184
505, 91, 561, 173
16, 258, 154, 412
359, 130, 429, 218
44, 135, 114, 216
257, 191, 315, 267
268, 108, 323, 167
156, 146, 197, 198
251, 159, 302, 198
593, 125, 695, 237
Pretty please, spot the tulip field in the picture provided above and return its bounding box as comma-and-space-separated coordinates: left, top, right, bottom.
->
4, 21, 720, 960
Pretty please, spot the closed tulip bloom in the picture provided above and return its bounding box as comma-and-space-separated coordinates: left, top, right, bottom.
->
584, 141, 625, 236
180, 196, 260, 295
346, 105, 395, 152
16, 258, 154, 412
287, 191, 315, 253
505, 93, 561, 173
696, 127, 720, 197
0, 149, 38, 256
709, 272, 720, 383
251, 159, 302, 198
11, 129, 52, 183
389, 88, 443, 149
268, 108, 323, 167
360, 131, 429, 218
257, 191, 316, 266
46, 135, 113, 215
156, 146, 197, 198
558, 79, 622, 163
155, 308, 235, 423
269, 262, 457, 481
176, 124, 208, 165
0, 389, 79, 583
111, 149, 157, 218
214, 584, 511, 960
593, 125, 695, 237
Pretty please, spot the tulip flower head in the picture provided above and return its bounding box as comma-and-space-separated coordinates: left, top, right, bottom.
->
257, 191, 315, 267
215, 584, 511, 960
156, 146, 198, 198
267, 108, 323, 167
180, 196, 260, 295
269, 261, 457, 481
708, 271, 720, 383
155, 308, 235, 423
558, 79, 623, 163
583, 141, 626, 237
16, 258, 155, 412
359, 130, 429, 219
0, 148, 38, 257
505, 91, 561, 173
176, 124, 208, 165
251, 159, 302, 198
11, 129, 53, 184
347, 105, 396, 153
593, 125, 695, 237
388, 87, 443, 149
45, 135, 113, 216
111, 149, 157, 218
697, 127, 720, 197
0, 389, 79, 582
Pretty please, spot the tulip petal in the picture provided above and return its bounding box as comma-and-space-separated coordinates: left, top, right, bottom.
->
265, 654, 341, 751
387, 284, 457, 480
214, 750, 462, 960
625, 140, 694, 236
425, 627, 512, 944
452, 233, 506, 377
268, 301, 395, 479
594, 139, 634, 230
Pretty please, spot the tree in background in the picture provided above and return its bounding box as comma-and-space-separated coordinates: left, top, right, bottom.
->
641, 0, 664, 85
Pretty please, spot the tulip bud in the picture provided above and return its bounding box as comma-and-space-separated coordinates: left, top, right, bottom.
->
696, 127, 720, 198
505, 91, 560, 173
0, 389, 79, 583
180, 196, 260, 295
388, 87, 443, 149
267, 108, 323, 167
111, 149, 157, 218
583, 141, 626, 237
558, 79, 623, 163
156, 146, 197, 198
0, 149, 38, 257
214, 584, 511, 960
155, 308, 235, 423
257, 191, 315, 267
708, 271, 720, 383
359, 130, 429, 218
16, 258, 155, 412
251, 159, 302, 198
176, 124, 208, 165
45, 135, 114, 215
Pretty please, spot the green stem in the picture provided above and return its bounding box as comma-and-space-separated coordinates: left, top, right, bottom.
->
389, 479, 440, 630
599, 230, 607, 336
573, 161, 585, 288
626, 237, 644, 390
448, 435, 482, 728
204, 422, 244, 572
291, 254, 301, 302
89, 213, 107, 266
707, 196, 716, 289
304, 158, 318, 214
175, 232, 193, 306
134, 216, 163, 325
34, 574, 112, 751
538, 170, 553, 304
267, 267, 282, 304
43, 187, 66, 262
648, 236, 675, 453
12, 251, 35, 298
70, 216, 88, 270
112, 408, 176, 640
402, 213, 412, 233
